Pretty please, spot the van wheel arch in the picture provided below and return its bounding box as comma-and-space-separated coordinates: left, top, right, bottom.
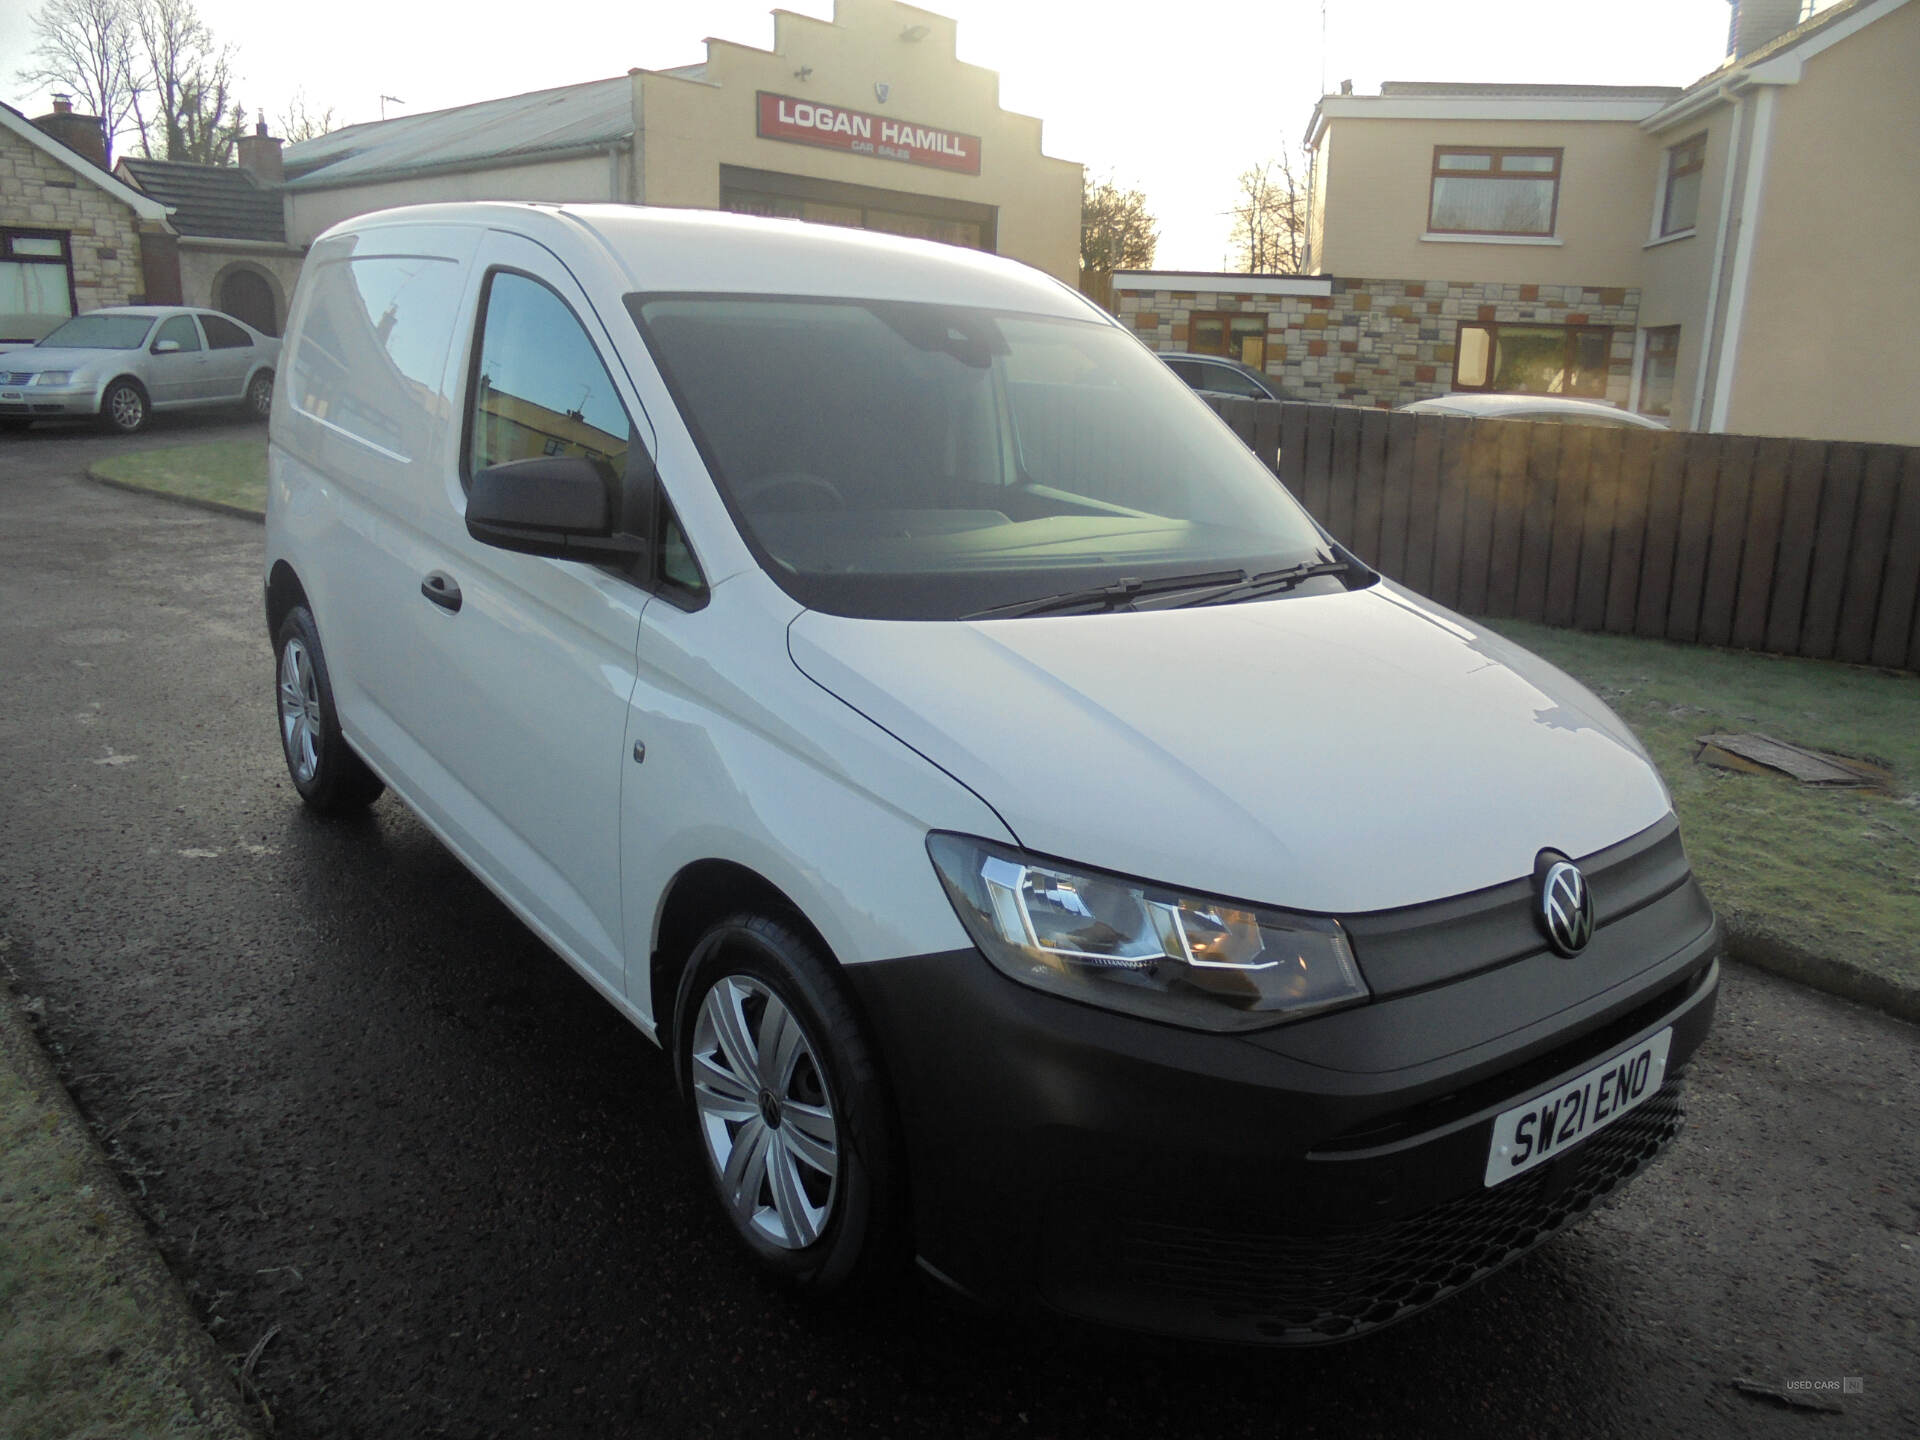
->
652, 860, 839, 1067
265, 561, 308, 646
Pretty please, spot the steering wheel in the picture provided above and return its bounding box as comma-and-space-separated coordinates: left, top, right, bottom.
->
739, 471, 846, 511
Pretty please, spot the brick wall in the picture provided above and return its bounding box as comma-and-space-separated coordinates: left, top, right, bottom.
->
0, 127, 149, 313
1115, 277, 1641, 409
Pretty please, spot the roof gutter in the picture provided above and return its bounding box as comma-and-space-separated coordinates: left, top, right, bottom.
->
286, 136, 636, 193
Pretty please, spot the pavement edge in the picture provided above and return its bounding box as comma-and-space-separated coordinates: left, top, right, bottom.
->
83, 464, 266, 524
0, 974, 263, 1439
1723, 924, 1920, 1026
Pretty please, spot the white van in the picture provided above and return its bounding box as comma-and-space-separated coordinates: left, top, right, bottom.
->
265, 203, 1720, 1344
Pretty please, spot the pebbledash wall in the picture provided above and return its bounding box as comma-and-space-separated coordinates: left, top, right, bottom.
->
1110, 271, 1640, 409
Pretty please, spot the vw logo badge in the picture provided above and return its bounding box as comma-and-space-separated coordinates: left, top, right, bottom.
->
1535, 856, 1594, 956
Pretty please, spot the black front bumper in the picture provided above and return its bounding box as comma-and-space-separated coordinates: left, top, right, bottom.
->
844, 824, 1721, 1345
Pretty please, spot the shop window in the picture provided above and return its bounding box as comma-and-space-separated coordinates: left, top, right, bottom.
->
1638, 327, 1680, 419
1659, 134, 1705, 238
1428, 149, 1561, 238
1188, 312, 1266, 370
1, 229, 76, 342
1453, 322, 1611, 397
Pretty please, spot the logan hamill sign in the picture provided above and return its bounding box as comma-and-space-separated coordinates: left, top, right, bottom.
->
756, 92, 981, 175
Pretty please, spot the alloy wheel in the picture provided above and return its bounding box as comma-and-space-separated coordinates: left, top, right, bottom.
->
109, 385, 144, 431
278, 637, 322, 784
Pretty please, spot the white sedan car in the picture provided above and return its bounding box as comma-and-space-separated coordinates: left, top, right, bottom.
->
0, 306, 279, 434
1398, 393, 1669, 429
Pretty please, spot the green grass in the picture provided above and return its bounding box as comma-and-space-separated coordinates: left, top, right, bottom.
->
1484, 619, 1920, 988
0, 1048, 231, 1439
92, 438, 267, 515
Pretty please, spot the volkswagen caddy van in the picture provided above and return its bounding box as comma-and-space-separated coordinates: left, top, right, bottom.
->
264, 203, 1720, 1344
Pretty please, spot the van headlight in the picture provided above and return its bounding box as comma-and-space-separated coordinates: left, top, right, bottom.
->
927, 833, 1367, 1031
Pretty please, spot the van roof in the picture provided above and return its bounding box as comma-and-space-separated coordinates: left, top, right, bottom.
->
316, 202, 1096, 320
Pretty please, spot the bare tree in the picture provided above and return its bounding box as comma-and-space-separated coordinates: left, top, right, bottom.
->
136, 0, 242, 164
1080, 173, 1158, 275
277, 90, 339, 144
1227, 152, 1310, 274
16, 0, 145, 165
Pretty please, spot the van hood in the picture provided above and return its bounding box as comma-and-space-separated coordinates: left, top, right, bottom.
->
787, 583, 1671, 914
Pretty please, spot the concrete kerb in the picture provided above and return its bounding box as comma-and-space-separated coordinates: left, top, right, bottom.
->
83, 464, 266, 523
0, 976, 263, 1439
70, 471, 1920, 1032
1724, 926, 1920, 1026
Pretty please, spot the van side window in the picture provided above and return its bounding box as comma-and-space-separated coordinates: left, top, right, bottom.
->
289, 255, 465, 461
467, 271, 631, 484
657, 499, 707, 602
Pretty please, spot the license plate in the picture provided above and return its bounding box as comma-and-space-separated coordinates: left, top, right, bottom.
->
1, 391, 21, 401
1484, 1028, 1672, 1187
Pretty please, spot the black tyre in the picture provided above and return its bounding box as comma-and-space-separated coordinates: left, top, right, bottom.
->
245, 369, 274, 421
676, 915, 902, 1291
100, 378, 148, 434
273, 605, 385, 814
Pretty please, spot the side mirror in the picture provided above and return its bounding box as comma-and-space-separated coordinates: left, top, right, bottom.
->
465, 455, 644, 562
152, 339, 182, 354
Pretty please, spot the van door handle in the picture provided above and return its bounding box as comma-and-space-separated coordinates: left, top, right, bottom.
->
420, 571, 462, 613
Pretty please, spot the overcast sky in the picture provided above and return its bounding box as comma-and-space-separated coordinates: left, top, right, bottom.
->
4, 0, 1736, 268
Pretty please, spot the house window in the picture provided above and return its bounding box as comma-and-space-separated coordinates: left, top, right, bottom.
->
1660, 134, 1705, 237
1428, 148, 1562, 237
1638, 326, 1680, 418
1188, 312, 1266, 369
0, 229, 76, 342
1454, 322, 1611, 397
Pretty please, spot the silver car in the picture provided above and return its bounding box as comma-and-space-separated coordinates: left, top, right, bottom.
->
0, 306, 279, 435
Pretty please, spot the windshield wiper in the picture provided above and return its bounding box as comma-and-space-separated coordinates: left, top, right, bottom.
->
1177, 553, 1373, 608
963, 568, 1249, 620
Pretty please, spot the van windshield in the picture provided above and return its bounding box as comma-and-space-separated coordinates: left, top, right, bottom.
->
629, 295, 1339, 620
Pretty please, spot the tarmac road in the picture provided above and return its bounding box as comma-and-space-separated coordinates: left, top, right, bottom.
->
2, 426, 1916, 1439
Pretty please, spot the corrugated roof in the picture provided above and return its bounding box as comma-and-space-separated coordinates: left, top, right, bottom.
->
282, 76, 633, 191
117, 157, 285, 242
1377, 82, 1684, 101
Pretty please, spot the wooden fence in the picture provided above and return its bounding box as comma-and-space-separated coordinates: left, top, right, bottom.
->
1203, 397, 1920, 673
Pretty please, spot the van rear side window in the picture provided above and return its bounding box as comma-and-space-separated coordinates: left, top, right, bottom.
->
290, 256, 464, 460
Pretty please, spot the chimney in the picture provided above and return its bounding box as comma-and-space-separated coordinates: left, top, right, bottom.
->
32, 93, 108, 170
236, 118, 284, 185
1727, 0, 1806, 59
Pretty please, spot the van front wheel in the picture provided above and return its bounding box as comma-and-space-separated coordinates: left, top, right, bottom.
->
274, 605, 385, 814
677, 915, 902, 1291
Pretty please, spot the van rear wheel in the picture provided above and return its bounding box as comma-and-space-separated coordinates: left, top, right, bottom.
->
274, 605, 384, 813
676, 915, 902, 1291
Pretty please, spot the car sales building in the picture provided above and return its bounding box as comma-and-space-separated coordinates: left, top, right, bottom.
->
279, 0, 1082, 284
